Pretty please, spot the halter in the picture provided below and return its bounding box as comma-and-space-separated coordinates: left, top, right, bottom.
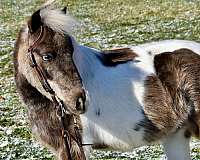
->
27, 26, 86, 160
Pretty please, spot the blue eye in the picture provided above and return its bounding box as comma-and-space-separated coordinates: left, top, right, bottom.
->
42, 53, 53, 62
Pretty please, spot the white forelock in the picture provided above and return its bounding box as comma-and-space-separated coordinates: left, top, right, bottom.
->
41, 0, 56, 8
39, 7, 78, 34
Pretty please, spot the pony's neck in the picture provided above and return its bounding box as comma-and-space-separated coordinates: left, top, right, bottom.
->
71, 37, 101, 86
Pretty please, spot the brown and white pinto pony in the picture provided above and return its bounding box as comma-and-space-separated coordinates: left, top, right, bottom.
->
14, 6, 200, 160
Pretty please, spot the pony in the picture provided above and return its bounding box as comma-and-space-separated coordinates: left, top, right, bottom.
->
14, 6, 200, 160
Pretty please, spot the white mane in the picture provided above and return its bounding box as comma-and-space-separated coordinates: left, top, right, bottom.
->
39, 7, 78, 34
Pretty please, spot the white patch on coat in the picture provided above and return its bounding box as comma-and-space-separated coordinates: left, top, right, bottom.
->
71, 38, 200, 152
130, 46, 155, 105
72, 39, 156, 150
136, 39, 200, 56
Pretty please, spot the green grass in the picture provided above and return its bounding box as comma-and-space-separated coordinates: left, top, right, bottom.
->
0, 0, 200, 159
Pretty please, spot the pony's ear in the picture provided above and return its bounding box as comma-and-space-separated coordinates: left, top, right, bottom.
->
28, 9, 43, 33
61, 7, 67, 14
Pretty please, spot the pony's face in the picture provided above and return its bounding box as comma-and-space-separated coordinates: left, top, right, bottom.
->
16, 7, 84, 110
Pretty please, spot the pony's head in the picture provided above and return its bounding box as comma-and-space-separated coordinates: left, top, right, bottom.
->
15, 6, 84, 112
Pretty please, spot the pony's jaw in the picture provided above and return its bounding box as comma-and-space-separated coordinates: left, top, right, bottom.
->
48, 80, 81, 108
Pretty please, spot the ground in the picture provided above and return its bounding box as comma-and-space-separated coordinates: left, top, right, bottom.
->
0, 0, 200, 159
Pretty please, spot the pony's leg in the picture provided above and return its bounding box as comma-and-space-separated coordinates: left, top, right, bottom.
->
162, 128, 191, 160
83, 146, 92, 160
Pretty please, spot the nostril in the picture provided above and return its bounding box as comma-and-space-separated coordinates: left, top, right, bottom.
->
75, 93, 86, 114
76, 97, 84, 111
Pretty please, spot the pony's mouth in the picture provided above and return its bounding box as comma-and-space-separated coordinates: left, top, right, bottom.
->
47, 82, 87, 114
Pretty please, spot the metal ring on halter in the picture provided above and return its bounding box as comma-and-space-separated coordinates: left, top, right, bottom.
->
56, 99, 70, 118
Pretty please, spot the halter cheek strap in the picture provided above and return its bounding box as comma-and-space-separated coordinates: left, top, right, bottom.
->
27, 26, 87, 160
28, 26, 44, 53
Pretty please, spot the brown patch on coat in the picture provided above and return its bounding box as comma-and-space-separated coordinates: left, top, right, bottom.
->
141, 74, 182, 142
99, 48, 138, 66
135, 110, 161, 142
142, 48, 200, 142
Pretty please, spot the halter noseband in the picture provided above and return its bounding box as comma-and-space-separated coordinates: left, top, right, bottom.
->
27, 26, 86, 160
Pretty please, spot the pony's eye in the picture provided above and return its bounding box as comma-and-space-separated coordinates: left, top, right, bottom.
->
42, 53, 53, 62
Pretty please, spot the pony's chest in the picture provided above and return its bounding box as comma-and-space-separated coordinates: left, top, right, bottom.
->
81, 100, 146, 150
81, 60, 154, 149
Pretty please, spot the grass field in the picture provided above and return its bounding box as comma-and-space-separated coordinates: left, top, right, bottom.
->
0, 0, 200, 159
